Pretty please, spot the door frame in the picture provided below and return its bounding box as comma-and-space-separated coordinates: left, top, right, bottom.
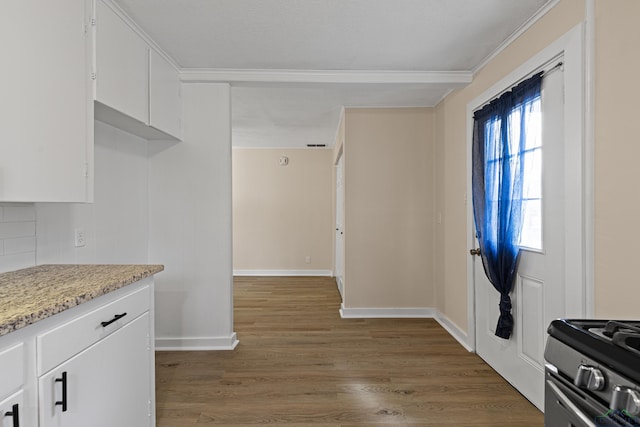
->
465, 23, 594, 352
334, 145, 345, 299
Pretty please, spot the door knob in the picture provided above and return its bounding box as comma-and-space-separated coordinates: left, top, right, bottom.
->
469, 248, 481, 256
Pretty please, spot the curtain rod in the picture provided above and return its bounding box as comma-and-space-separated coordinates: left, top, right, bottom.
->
541, 61, 564, 78
515, 60, 563, 88
474, 58, 564, 112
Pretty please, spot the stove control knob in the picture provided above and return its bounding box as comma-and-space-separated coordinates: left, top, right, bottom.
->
574, 365, 605, 391
611, 386, 640, 416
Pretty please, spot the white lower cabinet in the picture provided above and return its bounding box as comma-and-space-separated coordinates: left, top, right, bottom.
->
0, 278, 155, 427
0, 343, 25, 427
39, 313, 151, 427
0, 391, 24, 427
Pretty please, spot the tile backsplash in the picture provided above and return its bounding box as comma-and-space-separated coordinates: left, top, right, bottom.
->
0, 203, 36, 273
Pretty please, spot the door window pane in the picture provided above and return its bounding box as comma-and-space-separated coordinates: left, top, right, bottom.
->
519, 98, 542, 251
520, 199, 542, 249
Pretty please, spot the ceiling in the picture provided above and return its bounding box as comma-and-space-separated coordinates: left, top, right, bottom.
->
114, 0, 552, 148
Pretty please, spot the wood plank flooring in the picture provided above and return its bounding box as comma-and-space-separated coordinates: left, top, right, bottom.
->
156, 276, 543, 426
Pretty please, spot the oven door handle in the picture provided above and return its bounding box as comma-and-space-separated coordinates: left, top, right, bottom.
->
547, 380, 597, 427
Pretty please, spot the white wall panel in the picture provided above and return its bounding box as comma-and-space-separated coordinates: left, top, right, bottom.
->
36, 121, 149, 264
518, 275, 544, 367
0, 204, 36, 273
148, 83, 236, 350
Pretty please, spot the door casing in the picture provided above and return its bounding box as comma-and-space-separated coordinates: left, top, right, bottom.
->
465, 23, 592, 353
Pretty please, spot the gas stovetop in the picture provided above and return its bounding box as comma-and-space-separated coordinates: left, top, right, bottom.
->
547, 319, 640, 385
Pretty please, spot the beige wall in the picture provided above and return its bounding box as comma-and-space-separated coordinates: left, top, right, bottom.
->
593, 0, 640, 317
344, 108, 435, 308
232, 148, 334, 272
232, 0, 640, 324
434, 0, 585, 331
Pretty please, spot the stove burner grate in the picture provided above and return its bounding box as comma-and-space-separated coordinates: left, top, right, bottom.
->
547, 319, 640, 385
602, 321, 640, 355
603, 321, 640, 338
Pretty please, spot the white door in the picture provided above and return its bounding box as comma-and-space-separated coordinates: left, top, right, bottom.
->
335, 153, 345, 298
474, 65, 565, 410
39, 313, 151, 427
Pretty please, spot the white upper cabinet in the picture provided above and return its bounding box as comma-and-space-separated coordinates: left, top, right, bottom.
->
94, 0, 181, 141
149, 50, 182, 140
95, 0, 148, 125
0, 0, 93, 202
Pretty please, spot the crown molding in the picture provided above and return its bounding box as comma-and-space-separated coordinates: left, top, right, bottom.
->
180, 68, 472, 85
99, 0, 180, 71
100, 0, 558, 86
472, 0, 562, 75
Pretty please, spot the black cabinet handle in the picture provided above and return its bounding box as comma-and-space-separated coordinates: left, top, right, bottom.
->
101, 312, 127, 327
4, 403, 19, 427
55, 371, 68, 412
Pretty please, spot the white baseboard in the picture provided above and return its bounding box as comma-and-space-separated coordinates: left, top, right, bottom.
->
339, 304, 473, 352
155, 332, 239, 351
339, 304, 436, 318
233, 269, 333, 277
434, 313, 473, 352
154, 312, 472, 354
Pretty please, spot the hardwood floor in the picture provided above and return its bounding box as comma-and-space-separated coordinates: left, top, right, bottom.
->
156, 276, 543, 426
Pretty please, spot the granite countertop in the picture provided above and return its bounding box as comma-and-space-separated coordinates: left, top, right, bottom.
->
0, 264, 164, 337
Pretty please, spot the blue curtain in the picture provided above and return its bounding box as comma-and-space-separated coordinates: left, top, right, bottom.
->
472, 73, 542, 340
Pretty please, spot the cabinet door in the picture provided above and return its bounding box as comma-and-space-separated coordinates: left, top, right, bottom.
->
95, 0, 148, 124
39, 313, 151, 427
0, 391, 24, 427
0, 343, 24, 400
149, 49, 182, 139
0, 0, 92, 202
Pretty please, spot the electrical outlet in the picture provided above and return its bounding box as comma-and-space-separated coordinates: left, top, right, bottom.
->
305, 256, 311, 264
74, 228, 86, 247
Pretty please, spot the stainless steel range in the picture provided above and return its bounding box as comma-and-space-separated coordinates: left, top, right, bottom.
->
545, 319, 640, 426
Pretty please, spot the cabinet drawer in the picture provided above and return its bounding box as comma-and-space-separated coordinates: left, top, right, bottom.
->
37, 285, 150, 376
0, 343, 24, 399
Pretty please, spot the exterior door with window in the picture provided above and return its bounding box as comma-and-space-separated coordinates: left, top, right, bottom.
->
473, 65, 564, 410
